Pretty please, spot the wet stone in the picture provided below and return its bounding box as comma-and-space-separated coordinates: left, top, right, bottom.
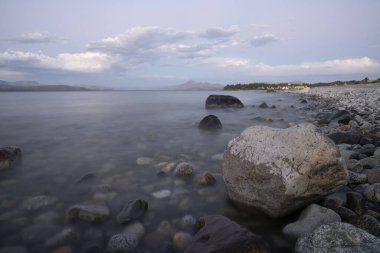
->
346, 192, 365, 215
75, 172, 96, 184
136, 157, 154, 166
44, 227, 80, 250
346, 159, 363, 173
180, 215, 197, 230
366, 169, 380, 184
363, 183, 380, 202
348, 215, 380, 237
0, 147, 21, 170
66, 201, 110, 222
360, 157, 379, 170
348, 171, 367, 184
173, 232, 192, 250
174, 162, 194, 177
198, 115, 222, 130
117, 199, 148, 224
329, 206, 358, 220
22, 195, 57, 211
198, 172, 216, 185
156, 220, 176, 238
122, 221, 145, 240
152, 189, 171, 199
259, 102, 268, 108
107, 234, 138, 253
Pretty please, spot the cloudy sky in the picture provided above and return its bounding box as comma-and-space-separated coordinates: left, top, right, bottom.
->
0, 0, 379, 88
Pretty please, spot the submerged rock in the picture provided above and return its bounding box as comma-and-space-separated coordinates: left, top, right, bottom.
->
0, 147, 21, 170
174, 162, 194, 177
107, 234, 138, 253
295, 222, 380, 253
282, 204, 341, 239
66, 201, 109, 222
198, 172, 216, 185
22, 195, 57, 211
173, 232, 192, 250
117, 199, 148, 224
223, 123, 348, 217
258, 102, 268, 108
205, 95, 244, 109
122, 221, 145, 240
152, 189, 171, 199
198, 115, 222, 130
184, 215, 269, 253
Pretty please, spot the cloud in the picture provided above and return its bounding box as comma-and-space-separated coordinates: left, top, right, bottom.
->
0, 50, 112, 73
199, 27, 239, 39
202, 57, 249, 68
7, 32, 67, 44
249, 24, 271, 29
251, 34, 278, 47
207, 56, 380, 76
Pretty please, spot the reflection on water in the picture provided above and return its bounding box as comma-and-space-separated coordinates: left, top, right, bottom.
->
0, 90, 308, 252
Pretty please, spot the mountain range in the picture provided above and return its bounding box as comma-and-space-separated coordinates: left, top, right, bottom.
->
160, 80, 224, 90
0, 80, 111, 91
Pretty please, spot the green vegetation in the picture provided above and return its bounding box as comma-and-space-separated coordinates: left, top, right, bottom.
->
224, 77, 380, 91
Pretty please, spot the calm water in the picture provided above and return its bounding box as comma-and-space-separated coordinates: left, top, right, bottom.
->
0, 90, 309, 252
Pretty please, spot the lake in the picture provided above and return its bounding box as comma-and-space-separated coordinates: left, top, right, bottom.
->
0, 90, 309, 253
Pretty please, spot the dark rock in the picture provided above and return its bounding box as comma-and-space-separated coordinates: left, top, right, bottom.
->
184, 215, 269, 253
329, 206, 358, 220
329, 110, 352, 124
258, 102, 268, 108
348, 171, 367, 184
198, 172, 216, 185
361, 144, 376, 156
205, 95, 244, 109
360, 157, 380, 170
198, 115, 222, 130
0, 147, 21, 170
116, 199, 148, 224
328, 132, 371, 145
300, 99, 307, 104
66, 201, 109, 222
346, 192, 365, 215
295, 222, 380, 253
346, 159, 363, 173
322, 187, 349, 208
363, 183, 380, 202
366, 169, 380, 184
348, 215, 380, 237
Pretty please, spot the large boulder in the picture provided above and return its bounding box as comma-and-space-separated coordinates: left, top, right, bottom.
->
0, 147, 21, 170
295, 222, 380, 253
205, 95, 244, 109
184, 215, 269, 253
223, 123, 348, 217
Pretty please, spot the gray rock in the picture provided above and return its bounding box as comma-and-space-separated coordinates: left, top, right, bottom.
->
44, 227, 80, 250
107, 234, 138, 253
122, 221, 145, 240
360, 157, 380, 170
66, 201, 109, 222
282, 204, 341, 239
180, 215, 197, 229
259, 102, 268, 108
348, 171, 367, 184
374, 149, 380, 160
346, 192, 365, 215
173, 232, 192, 250
366, 169, 380, 184
184, 215, 269, 253
198, 172, 216, 185
22, 195, 57, 211
0, 147, 21, 170
329, 206, 358, 220
174, 162, 194, 177
223, 123, 348, 217
346, 159, 363, 173
198, 115, 222, 130
296, 222, 380, 253
117, 199, 148, 224
363, 183, 380, 202
348, 215, 380, 237
205, 95, 244, 109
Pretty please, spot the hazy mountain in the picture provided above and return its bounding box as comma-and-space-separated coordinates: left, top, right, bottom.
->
0, 80, 112, 91
161, 80, 224, 90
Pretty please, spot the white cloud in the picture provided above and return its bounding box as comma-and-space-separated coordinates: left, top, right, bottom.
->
8, 32, 67, 44
202, 57, 249, 68
199, 27, 239, 39
0, 50, 112, 73
251, 34, 278, 47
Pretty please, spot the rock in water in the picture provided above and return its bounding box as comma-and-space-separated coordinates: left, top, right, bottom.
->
184, 215, 269, 253
117, 199, 148, 224
0, 147, 21, 170
66, 201, 109, 222
174, 162, 194, 176
107, 234, 138, 253
205, 95, 244, 109
295, 222, 380, 253
222, 123, 348, 217
198, 115, 222, 130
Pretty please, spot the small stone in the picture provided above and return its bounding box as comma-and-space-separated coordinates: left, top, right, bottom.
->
180, 215, 197, 229
346, 192, 365, 215
174, 162, 194, 177
122, 221, 145, 240
366, 169, 380, 184
346, 159, 363, 173
198, 172, 216, 185
22, 195, 57, 211
348, 171, 368, 184
152, 189, 171, 199
117, 199, 148, 224
173, 232, 192, 250
259, 102, 268, 108
0, 147, 21, 170
348, 215, 380, 237
107, 234, 138, 253
66, 201, 109, 222
300, 99, 307, 104
363, 183, 380, 202
360, 157, 380, 170
136, 157, 154, 166
198, 115, 222, 130
156, 220, 176, 238
44, 227, 80, 250
282, 204, 341, 239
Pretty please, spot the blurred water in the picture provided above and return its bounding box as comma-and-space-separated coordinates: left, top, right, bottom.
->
0, 90, 308, 252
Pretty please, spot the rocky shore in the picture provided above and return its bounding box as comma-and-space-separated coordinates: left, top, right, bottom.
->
1, 88, 380, 253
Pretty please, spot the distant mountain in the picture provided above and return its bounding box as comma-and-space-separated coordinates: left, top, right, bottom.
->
0, 80, 112, 91
161, 80, 224, 90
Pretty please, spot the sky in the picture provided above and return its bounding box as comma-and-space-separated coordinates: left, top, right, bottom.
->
0, 0, 379, 89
